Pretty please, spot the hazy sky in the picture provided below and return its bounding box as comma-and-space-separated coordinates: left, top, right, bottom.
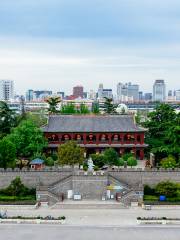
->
0, 0, 180, 95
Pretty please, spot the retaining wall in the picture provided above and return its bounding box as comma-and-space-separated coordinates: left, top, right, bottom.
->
0, 169, 180, 189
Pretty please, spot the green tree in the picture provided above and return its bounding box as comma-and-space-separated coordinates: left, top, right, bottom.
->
92, 102, 100, 114
104, 148, 119, 166
117, 158, 125, 167
0, 138, 16, 168
79, 103, 90, 114
7, 120, 47, 159
0, 177, 35, 197
155, 181, 178, 197
0, 101, 17, 138
144, 103, 180, 161
91, 154, 105, 168
46, 97, 61, 114
25, 112, 47, 127
103, 97, 116, 114
127, 156, 137, 167
122, 153, 134, 161
58, 140, 84, 166
45, 157, 54, 166
160, 155, 177, 169
61, 103, 76, 114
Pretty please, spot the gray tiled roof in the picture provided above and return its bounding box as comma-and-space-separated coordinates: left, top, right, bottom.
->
42, 115, 146, 133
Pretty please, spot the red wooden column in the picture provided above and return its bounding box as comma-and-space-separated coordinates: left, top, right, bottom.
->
83, 133, 87, 145
132, 147, 137, 158
58, 133, 62, 143
108, 133, 112, 145
120, 133, 124, 144
134, 133, 138, 145
140, 133, 144, 144
96, 133, 100, 145
140, 149, 144, 160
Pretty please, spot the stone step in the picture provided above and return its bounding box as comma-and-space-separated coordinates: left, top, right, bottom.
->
51, 202, 128, 209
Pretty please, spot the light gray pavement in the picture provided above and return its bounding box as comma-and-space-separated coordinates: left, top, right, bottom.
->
1, 206, 180, 226
1, 225, 180, 240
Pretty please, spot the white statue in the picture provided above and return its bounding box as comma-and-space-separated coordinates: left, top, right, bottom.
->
87, 157, 94, 172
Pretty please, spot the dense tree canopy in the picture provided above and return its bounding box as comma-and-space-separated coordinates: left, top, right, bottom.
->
104, 148, 119, 166
58, 140, 84, 166
144, 103, 180, 162
0, 101, 17, 138
0, 138, 16, 168
7, 120, 47, 158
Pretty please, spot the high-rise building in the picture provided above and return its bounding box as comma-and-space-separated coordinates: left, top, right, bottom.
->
26, 89, 34, 102
34, 90, 52, 100
0, 80, 14, 101
153, 80, 166, 102
144, 93, 152, 101
73, 85, 84, 98
57, 91, 65, 99
97, 83, 104, 99
117, 82, 139, 101
138, 91, 143, 101
102, 89, 113, 99
88, 90, 97, 100
175, 90, 180, 101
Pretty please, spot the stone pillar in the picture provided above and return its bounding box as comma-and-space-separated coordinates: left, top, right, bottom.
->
140, 149, 144, 160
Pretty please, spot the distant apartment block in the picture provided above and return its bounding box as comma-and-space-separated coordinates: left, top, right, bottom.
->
0, 80, 14, 101
73, 85, 84, 98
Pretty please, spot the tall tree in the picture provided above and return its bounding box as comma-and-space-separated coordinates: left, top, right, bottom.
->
104, 148, 119, 166
7, 120, 47, 158
0, 101, 17, 138
103, 97, 116, 114
58, 140, 84, 166
144, 103, 180, 162
46, 97, 61, 114
0, 138, 16, 168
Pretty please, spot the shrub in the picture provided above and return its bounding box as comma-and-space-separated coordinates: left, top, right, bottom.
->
160, 155, 177, 169
91, 154, 105, 168
144, 185, 156, 195
127, 157, 137, 167
104, 148, 119, 166
116, 158, 124, 167
122, 153, 134, 161
94, 166, 99, 171
155, 181, 178, 198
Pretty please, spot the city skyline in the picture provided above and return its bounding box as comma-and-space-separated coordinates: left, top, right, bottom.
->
0, 0, 180, 94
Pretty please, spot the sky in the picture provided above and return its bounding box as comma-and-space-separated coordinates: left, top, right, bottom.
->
0, 0, 180, 95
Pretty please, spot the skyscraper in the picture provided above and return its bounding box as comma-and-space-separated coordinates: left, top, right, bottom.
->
153, 80, 166, 102
97, 83, 104, 99
0, 80, 14, 101
73, 85, 84, 98
117, 82, 139, 101
26, 89, 34, 102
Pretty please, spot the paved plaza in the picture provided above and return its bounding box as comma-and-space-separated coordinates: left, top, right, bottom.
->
1, 207, 180, 239
1, 225, 180, 240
